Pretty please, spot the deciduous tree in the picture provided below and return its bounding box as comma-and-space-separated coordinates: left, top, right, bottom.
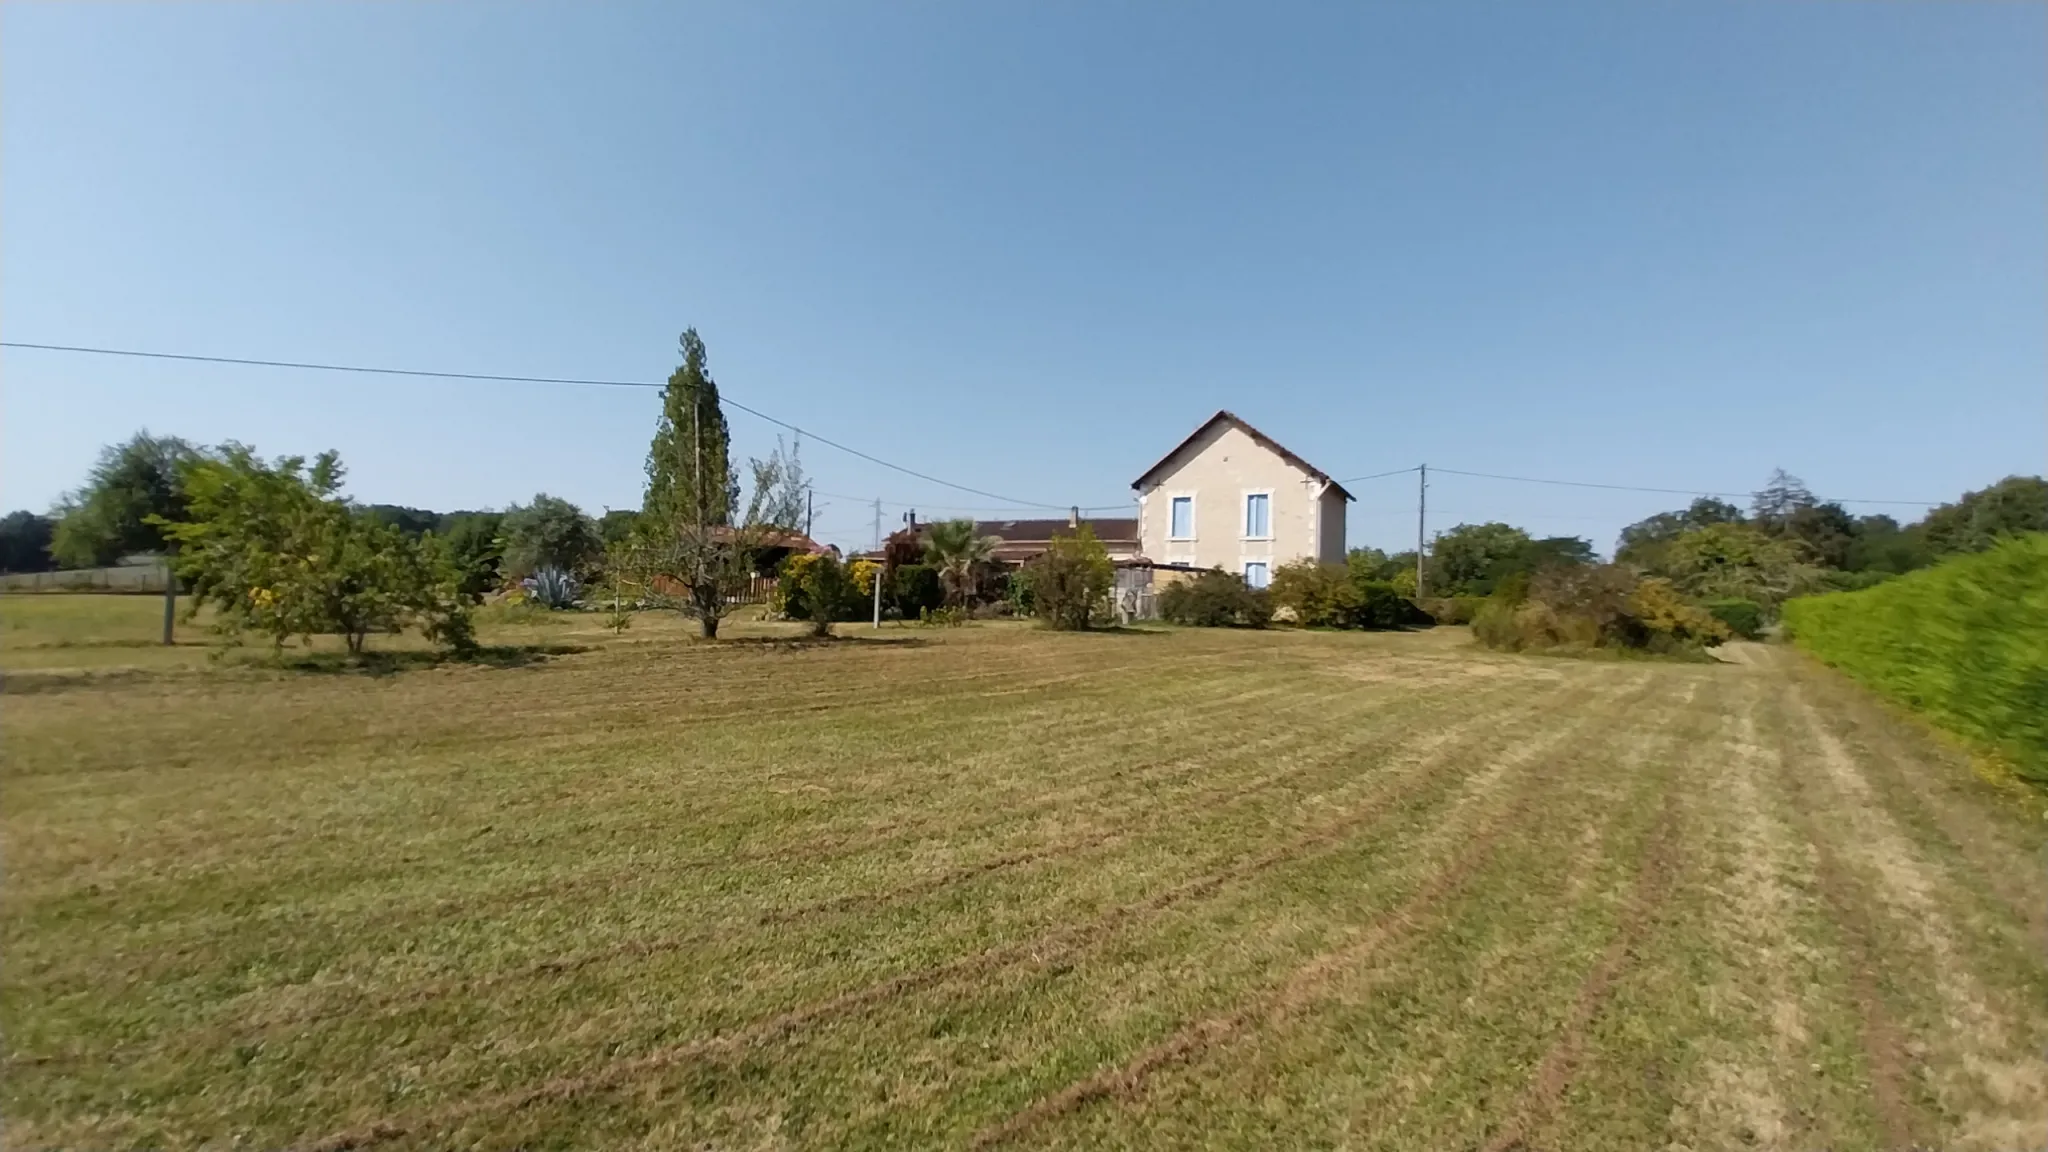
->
1427, 522, 1533, 597
0, 511, 56, 573
159, 446, 471, 655
499, 494, 602, 580
1028, 526, 1114, 630
50, 431, 201, 568
1918, 475, 2048, 557
747, 435, 810, 532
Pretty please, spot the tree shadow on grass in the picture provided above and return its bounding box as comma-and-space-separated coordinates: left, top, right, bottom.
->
279, 643, 590, 677
708, 634, 931, 652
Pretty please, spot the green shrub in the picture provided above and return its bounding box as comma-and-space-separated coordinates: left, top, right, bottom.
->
1705, 598, 1764, 640
778, 552, 858, 635
919, 605, 968, 628
1270, 559, 1425, 630
1242, 586, 1274, 629
1160, 569, 1271, 629
1354, 581, 1429, 629
1817, 569, 1895, 593
1003, 567, 1034, 617
887, 563, 943, 619
1783, 534, 2048, 786
1028, 526, 1115, 630
1471, 564, 1726, 656
1629, 577, 1730, 652
1271, 560, 1351, 627
1417, 596, 1487, 625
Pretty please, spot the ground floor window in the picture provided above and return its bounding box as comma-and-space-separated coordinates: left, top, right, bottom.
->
1243, 561, 1270, 589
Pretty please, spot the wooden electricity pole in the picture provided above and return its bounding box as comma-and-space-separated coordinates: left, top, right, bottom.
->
1416, 463, 1428, 598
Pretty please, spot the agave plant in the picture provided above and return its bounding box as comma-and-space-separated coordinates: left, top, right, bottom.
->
523, 566, 582, 610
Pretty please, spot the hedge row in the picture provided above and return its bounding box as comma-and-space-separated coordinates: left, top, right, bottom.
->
1782, 533, 2048, 785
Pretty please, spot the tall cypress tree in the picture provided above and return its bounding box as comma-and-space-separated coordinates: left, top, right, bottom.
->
643, 329, 736, 528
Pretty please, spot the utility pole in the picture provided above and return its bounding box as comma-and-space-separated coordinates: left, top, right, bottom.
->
805, 490, 814, 538
1416, 463, 1428, 598
692, 384, 704, 596
872, 496, 884, 629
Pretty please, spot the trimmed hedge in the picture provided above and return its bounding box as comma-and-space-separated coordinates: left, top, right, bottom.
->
1782, 534, 2048, 785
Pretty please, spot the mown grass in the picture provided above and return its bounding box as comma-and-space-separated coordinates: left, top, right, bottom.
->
4, 598, 2045, 1149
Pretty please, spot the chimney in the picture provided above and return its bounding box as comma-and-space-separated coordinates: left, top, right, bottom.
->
1069, 505, 1080, 528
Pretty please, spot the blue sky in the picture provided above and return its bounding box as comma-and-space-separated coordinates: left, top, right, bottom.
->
5, 2, 2042, 554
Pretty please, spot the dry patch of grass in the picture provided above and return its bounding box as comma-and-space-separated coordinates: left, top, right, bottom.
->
4, 610, 2045, 1150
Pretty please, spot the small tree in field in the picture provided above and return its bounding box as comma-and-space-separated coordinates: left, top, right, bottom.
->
158, 446, 472, 656
1027, 525, 1114, 630
615, 328, 769, 639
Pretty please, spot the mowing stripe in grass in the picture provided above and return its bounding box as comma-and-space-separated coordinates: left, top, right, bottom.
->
1475, 693, 1687, 1152
967, 675, 1676, 1149
242, 672, 1592, 1066
1784, 685, 2048, 1150
289, 674, 1656, 1151
1780, 646, 2048, 944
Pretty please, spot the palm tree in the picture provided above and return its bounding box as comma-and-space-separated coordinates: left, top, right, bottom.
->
923, 518, 1000, 608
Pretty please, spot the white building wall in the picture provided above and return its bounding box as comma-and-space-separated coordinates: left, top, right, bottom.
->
1316, 485, 1348, 564
1136, 422, 1328, 579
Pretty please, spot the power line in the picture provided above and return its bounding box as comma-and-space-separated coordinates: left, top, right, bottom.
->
809, 489, 1128, 515
7, 341, 1953, 512
1337, 466, 1419, 483
0, 339, 1073, 512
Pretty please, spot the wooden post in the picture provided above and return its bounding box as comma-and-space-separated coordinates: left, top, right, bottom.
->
161, 558, 176, 645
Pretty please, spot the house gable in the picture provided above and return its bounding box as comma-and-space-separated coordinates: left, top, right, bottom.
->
1132, 411, 1350, 574
1131, 411, 1353, 501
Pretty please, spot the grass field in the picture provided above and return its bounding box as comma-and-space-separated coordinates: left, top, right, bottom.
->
5, 596, 2047, 1150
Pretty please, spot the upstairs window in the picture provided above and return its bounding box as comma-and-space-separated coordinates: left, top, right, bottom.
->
1244, 493, 1270, 539
1169, 496, 1194, 539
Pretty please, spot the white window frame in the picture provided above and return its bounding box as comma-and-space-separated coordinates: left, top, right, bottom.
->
1168, 493, 1196, 542
1243, 560, 1271, 589
1241, 489, 1273, 541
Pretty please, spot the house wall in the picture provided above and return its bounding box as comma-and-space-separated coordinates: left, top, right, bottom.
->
1316, 486, 1348, 564
1137, 422, 1327, 578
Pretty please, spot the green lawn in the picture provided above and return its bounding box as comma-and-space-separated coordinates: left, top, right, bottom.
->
5, 598, 2045, 1149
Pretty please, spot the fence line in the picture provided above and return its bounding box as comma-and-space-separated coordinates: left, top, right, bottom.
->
0, 563, 171, 594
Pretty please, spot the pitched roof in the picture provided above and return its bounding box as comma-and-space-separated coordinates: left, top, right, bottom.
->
705, 526, 828, 552
974, 518, 1139, 563
972, 518, 1138, 543
1130, 410, 1354, 501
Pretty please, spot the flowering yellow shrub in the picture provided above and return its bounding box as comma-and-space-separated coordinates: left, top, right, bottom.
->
849, 558, 878, 597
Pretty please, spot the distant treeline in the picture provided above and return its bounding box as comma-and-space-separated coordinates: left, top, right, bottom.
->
1363, 470, 2048, 614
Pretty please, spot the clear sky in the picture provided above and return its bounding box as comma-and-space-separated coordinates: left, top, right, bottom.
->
5, 2, 2042, 554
